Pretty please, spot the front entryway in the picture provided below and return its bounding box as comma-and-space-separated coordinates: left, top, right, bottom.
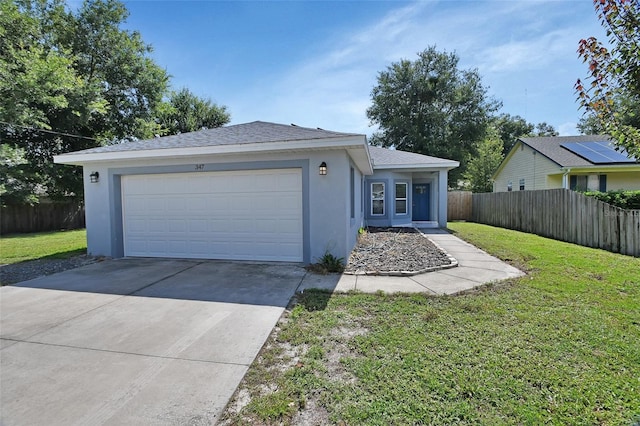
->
412, 183, 430, 221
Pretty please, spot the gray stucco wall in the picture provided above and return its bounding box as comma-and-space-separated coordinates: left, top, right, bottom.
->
80, 149, 359, 263
364, 169, 447, 227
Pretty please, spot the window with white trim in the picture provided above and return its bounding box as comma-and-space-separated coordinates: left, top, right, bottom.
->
519, 178, 525, 191
395, 182, 407, 214
371, 182, 385, 215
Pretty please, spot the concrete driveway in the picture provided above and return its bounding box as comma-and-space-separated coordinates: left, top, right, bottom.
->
0, 258, 306, 425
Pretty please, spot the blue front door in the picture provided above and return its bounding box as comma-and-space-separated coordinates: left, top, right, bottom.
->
412, 184, 430, 221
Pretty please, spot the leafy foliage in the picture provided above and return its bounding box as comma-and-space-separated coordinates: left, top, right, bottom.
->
464, 129, 504, 193
367, 47, 501, 186
584, 189, 640, 209
307, 252, 345, 274
491, 114, 558, 155
575, 0, 640, 158
0, 143, 37, 205
156, 88, 230, 135
0, 0, 229, 206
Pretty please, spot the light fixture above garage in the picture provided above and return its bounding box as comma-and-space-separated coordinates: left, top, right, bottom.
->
319, 162, 327, 176
89, 171, 99, 183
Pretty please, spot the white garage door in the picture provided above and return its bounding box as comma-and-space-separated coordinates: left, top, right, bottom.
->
121, 169, 303, 261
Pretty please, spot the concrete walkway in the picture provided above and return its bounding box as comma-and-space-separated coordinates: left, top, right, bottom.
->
298, 228, 524, 295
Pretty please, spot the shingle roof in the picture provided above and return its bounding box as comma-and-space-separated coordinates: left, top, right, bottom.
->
63, 121, 363, 155
367, 145, 458, 167
519, 135, 626, 167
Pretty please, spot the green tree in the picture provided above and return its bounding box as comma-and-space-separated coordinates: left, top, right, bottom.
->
464, 130, 504, 193
0, 0, 171, 204
0, 144, 37, 205
533, 122, 559, 137
367, 46, 501, 186
578, 92, 640, 136
576, 0, 640, 158
491, 114, 534, 155
491, 114, 558, 156
156, 88, 230, 135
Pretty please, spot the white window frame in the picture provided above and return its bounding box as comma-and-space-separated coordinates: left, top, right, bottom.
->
370, 182, 385, 216
395, 182, 408, 215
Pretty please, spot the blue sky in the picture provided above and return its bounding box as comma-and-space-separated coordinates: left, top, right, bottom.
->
121, 0, 607, 137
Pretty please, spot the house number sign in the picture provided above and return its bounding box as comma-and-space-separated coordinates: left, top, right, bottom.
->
194, 164, 205, 171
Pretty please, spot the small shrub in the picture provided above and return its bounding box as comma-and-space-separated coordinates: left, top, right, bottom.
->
584, 190, 640, 209
306, 251, 345, 274
318, 251, 345, 273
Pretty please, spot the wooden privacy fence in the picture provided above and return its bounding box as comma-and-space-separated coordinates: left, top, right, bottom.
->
448, 191, 472, 221
1, 201, 85, 235
471, 189, 639, 257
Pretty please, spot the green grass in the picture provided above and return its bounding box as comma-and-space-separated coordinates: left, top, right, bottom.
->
0, 229, 87, 264
224, 223, 640, 425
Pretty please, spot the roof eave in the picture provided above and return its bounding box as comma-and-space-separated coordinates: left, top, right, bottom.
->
53, 135, 373, 172
559, 163, 640, 172
373, 161, 460, 171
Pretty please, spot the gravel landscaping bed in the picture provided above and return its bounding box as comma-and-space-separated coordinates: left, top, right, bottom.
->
344, 227, 456, 276
0, 255, 98, 285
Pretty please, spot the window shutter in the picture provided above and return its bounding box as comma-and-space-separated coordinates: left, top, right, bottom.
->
599, 175, 607, 192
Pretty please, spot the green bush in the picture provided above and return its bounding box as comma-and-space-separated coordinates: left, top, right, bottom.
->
584, 190, 640, 209
306, 251, 345, 274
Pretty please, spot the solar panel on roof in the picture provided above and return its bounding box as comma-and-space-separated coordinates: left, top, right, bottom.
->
560, 141, 636, 164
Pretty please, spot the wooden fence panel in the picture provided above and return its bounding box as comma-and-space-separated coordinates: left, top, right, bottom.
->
448, 191, 473, 221
1, 202, 85, 235
471, 189, 639, 257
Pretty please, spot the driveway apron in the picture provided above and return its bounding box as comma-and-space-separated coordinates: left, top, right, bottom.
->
0, 258, 305, 425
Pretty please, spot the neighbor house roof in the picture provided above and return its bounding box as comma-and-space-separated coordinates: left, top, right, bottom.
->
493, 135, 638, 179
368, 146, 459, 170
518, 135, 615, 167
54, 121, 373, 174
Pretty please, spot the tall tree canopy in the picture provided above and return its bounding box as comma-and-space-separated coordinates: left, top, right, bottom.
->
464, 115, 558, 192
463, 129, 504, 193
367, 46, 501, 185
575, 0, 640, 158
156, 88, 230, 135
0, 0, 229, 205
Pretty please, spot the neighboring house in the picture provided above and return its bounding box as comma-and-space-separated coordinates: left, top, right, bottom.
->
493, 135, 640, 193
54, 121, 459, 263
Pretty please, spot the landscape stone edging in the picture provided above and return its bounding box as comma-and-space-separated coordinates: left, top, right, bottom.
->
343, 228, 459, 277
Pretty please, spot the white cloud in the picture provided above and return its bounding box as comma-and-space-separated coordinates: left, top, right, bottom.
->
230, 0, 606, 137
558, 122, 579, 136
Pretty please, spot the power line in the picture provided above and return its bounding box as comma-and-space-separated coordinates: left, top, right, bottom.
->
0, 120, 98, 141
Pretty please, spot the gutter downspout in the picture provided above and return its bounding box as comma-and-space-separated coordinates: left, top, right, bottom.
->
562, 168, 571, 189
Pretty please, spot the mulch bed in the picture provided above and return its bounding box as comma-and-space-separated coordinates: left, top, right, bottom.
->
0, 255, 98, 285
344, 227, 456, 276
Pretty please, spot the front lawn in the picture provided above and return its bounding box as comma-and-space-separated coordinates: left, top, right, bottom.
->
222, 223, 640, 425
0, 229, 87, 264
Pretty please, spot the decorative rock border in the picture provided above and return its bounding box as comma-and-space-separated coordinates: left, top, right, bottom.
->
343, 227, 459, 276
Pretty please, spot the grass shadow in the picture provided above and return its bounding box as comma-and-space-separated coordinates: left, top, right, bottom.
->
296, 288, 333, 312
38, 248, 87, 260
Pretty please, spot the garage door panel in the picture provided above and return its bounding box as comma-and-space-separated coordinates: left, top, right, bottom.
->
122, 169, 303, 261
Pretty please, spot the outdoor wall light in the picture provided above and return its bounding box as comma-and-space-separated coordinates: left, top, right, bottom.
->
319, 162, 327, 176
89, 171, 99, 183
